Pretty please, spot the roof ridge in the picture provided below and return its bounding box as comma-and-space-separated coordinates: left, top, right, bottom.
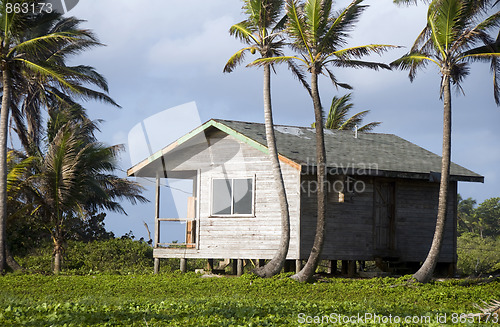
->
212, 118, 396, 137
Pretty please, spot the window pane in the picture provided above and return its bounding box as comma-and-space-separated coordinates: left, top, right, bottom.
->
233, 179, 253, 214
212, 179, 232, 215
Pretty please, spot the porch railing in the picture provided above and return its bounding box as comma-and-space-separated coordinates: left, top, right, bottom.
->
155, 218, 196, 248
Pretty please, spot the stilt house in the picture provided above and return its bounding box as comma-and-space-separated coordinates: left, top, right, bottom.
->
127, 119, 483, 274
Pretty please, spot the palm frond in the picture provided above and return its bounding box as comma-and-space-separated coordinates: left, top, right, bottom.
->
285, 0, 313, 59
248, 55, 303, 67
324, 67, 353, 90
428, 0, 464, 54
332, 44, 400, 60
391, 52, 437, 81
229, 21, 258, 44
287, 60, 311, 95
320, 0, 366, 51
328, 58, 391, 71
224, 47, 255, 73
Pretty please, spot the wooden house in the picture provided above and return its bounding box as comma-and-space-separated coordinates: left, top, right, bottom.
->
127, 119, 483, 275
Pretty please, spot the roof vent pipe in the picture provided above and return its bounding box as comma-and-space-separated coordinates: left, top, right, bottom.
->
355, 125, 358, 139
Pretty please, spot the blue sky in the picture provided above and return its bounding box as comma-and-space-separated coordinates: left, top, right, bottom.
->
66, 0, 500, 240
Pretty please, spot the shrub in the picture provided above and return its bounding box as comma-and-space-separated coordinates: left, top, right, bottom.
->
457, 233, 500, 276
16, 239, 154, 274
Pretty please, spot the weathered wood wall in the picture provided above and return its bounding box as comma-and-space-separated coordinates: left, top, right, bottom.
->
299, 175, 457, 263
154, 130, 302, 259
395, 180, 457, 262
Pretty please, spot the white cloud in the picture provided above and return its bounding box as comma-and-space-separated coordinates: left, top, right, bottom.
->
147, 15, 241, 77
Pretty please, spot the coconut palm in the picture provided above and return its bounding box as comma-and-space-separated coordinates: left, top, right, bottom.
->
27, 109, 147, 274
224, 0, 300, 277
6, 150, 35, 270
0, 2, 117, 273
391, 0, 499, 283
11, 14, 118, 156
313, 93, 381, 131
252, 0, 394, 282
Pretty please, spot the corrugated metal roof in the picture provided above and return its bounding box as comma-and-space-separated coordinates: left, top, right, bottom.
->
213, 119, 483, 182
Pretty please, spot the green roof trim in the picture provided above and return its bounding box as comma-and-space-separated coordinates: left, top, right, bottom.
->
209, 120, 270, 155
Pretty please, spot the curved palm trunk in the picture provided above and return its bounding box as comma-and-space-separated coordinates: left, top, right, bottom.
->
413, 74, 451, 283
292, 67, 327, 282
5, 245, 22, 271
0, 67, 12, 274
254, 64, 291, 278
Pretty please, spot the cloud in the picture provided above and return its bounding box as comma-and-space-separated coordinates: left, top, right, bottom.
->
147, 16, 241, 77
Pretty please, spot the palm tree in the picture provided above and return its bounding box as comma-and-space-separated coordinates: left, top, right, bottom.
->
224, 0, 297, 277
0, 2, 117, 273
6, 150, 34, 270
27, 109, 147, 273
391, 0, 499, 283
253, 0, 394, 282
313, 93, 381, 131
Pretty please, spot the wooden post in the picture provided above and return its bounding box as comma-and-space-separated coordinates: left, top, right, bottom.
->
283, 260, 292, 273
154, 174, 161, 274
207, 259, 214, 272
295, 260, 302, 274
231, 259, 238, 275
327, 260, 337, 274
186, 197, 196, 248
154, 258, 160, 274
180, 258, 187, 273
154, 174, 161, 247
257, 259, 265, 267
237, 259, 244, 276
341, 260, 348, 275
348, 260, 356, 277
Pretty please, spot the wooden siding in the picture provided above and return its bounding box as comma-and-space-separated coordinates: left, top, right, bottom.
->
154, 130, 302, 259
395, 180, 457, 262
299, 176, 457, 263
299, 175, 375, 261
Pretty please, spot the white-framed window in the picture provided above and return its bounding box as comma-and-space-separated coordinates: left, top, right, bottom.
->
211, 177, 255, 216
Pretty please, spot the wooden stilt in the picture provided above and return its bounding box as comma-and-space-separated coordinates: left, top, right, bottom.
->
207, 259, 214, 272
348, 260, 356, 277
237, 259, 244, 276
295, 260, 302, 273
327, 260, 337, 274
180, 258, 187, 273
154, 258, 160, 274
232, 259, 238, 275
341, 260, 348, 275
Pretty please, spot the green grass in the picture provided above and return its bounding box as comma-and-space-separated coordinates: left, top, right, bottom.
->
0, 273, 499, 326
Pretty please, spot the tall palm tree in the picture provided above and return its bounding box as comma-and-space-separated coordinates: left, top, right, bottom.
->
313, 93, 381, 131
27, 109, 147, 273
0, 2, 116, 273
391, 0, 499, 283
224, 0, 299, 277
253, 0, 394, 282
6, 150, 34, 270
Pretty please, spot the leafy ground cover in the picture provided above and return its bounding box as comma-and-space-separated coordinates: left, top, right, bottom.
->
0, 273, 499, 326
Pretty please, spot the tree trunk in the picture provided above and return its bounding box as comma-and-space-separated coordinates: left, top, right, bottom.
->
413, 74, 452, 283
0, 67, 11, 274
53, 237, 63, 274
253, 64, 291, 278
6, 245, 22, 271
292, 67, 327, 282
